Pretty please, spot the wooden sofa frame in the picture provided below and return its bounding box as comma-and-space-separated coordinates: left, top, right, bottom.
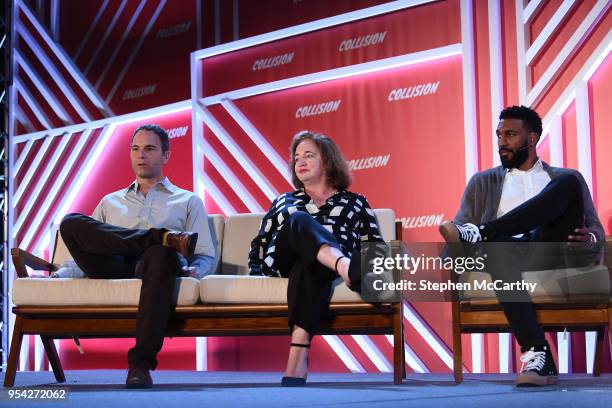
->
4, 223, 406, 387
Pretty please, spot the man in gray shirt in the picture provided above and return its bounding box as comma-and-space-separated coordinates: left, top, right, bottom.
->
439, 106, 603, 387
58, 124, 215, 388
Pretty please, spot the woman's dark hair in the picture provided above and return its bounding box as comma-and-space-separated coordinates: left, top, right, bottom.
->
289, 130, 351, 190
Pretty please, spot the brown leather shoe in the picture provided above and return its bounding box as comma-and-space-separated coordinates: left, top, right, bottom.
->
163, 231, 198, 259
126, 364, 153, 388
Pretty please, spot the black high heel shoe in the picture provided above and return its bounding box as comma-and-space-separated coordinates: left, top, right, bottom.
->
281, 343, 310, 387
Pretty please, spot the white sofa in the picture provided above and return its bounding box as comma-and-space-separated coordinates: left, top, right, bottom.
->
6, 209, 406, 386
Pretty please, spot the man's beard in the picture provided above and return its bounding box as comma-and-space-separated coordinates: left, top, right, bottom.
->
499, 141, 529, 169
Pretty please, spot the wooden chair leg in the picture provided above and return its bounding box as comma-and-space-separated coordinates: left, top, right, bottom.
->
400, 308, 406, 379
592, 328, 604, 377
393, 302, 403, 384
608, 307, 612, 364
452, 301, 463, 383
40, 336, 65, 383
4, 317, 24, 387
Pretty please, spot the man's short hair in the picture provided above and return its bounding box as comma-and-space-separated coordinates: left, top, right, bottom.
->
499, 105, 543, 141
132, 124, 170, 152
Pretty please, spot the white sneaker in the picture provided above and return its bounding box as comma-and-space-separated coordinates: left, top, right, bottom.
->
439, 221, 482, 243
516, 344, 558, 386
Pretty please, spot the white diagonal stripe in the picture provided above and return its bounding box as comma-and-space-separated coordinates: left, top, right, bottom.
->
14, 135, 54, 203
525, 0, 576, 65
105, 0, 167, 103
526, 1, 609, 106
200, 105, 279, 200
48, 340, 60, 372
15, 51, 71, 123
17, 0, 113, 115
585, 331, 597, 374
220, 99, 292, 185
14, 138, 35, 175
84, 0, 129, 75
34, 336, 44, 371
352, 335, 392, 372
14, 78, 53, 129
537, 32, 610, 147
471, 333, 483, 373
15, 80, 52, 129
15, 105, 36, 134
203, 139, 264, 212
14, 133, 74, 235
17, 23, 93, 122
26, 130, 92, 251
74, 0, 109, 60
403, 302, 454, 369
201, 176, 237, 215
498, 332, 511, 373
557, 331, 571, 374
523, 0, 544, 24
385, 335, 429, 373
95, 0, 147, 88
19, 335, 29, 371
322, 335, 365, 373
53, 125, 114, 226
196, 337, 207, 371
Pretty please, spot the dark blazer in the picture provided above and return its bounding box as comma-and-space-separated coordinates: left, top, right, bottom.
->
454, 161, 604, 241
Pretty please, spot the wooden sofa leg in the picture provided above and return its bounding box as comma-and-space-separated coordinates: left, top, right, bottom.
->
40, 336, 66, 383
402, 320, 407, 380
592, 329, 604, 377
4, 317, 24, 387
399, 302, 406, 379
452, 301, 463, 384
608, 307, 612, 364
393, 302, 404, 384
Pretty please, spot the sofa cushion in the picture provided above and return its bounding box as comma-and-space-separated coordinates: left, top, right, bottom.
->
12, 277, 200, 306
221, 214, 263, 275
208, 214, 225, 274
459, 265, 610, 304
51, 228, 72, 267
220, 209, 396, 276
373, 209, 396, 243
200, 275, 362, 303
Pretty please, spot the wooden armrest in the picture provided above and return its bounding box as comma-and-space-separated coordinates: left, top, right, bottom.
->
604, 237, 612, 272
11, 248, 57, 278
394, 221, 403, 241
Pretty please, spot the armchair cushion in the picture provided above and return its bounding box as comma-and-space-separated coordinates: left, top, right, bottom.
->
458, 264, 610, 304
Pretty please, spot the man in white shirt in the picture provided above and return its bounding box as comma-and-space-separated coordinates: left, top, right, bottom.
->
58, 124, 215, 388
440, 106, 604, 387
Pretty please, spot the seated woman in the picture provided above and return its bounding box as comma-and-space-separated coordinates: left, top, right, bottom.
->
248, 130, 384, 387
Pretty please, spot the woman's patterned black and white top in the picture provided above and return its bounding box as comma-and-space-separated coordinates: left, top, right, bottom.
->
248, 189, 384, 277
